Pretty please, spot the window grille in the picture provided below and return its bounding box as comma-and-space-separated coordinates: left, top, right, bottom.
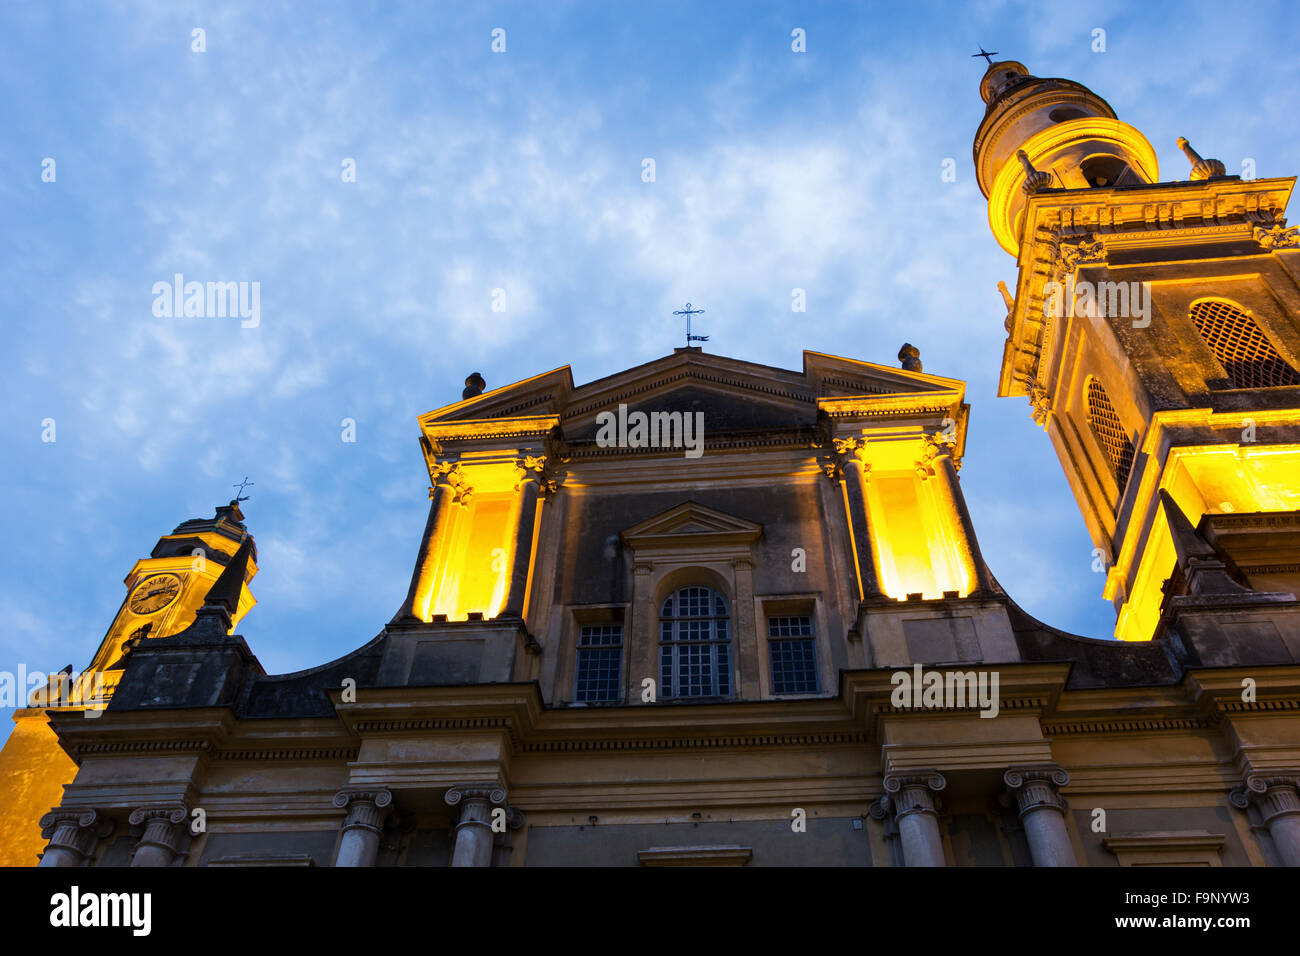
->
659, 586, 731, 698
1191, 299, 1300, 389
1085, 378, 1135, 493
767, 616, 819, 694
575, 624, 622, 702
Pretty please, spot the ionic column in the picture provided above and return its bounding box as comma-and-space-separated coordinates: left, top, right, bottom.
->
445, 784, 507, 867
333, 789, 393, 867
1230, 773, 1300, 866
500, 460, 544, 619
129, 807, 189, 867
832, 438, 883, 599
391, 466, 462, 624
881, 771, 947, 866
918, 436, 995, 595
1002, 766, 1077, 867
37, 809, 114, 867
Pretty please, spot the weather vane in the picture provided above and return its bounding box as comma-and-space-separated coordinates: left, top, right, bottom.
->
233, 477, 254, 502
673, 302, 708, 349
972, 47, 999, 66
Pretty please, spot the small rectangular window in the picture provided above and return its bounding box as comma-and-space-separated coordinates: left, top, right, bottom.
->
575, 624, 623, 703
767, 615, 819, 694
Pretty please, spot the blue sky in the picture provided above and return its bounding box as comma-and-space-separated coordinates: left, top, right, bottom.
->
3, 0, 1299, 744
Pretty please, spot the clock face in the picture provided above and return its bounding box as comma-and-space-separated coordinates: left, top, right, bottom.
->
128, 573, 182, 615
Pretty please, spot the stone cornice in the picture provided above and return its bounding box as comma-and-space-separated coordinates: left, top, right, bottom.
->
817, 389, 964, 420
1000, 176, 1298, 400
419, 414, 561, 445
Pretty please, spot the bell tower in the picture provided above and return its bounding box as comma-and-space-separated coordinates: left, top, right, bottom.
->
974, 59, 1300, 641
0, 499, 257, 865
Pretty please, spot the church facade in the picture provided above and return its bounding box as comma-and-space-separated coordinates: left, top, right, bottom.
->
3, 60, 1300, 867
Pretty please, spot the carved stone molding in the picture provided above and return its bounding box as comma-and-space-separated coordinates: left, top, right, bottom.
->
1029, 386, 1053, 427
1055, 232, 1107, 272
1253, 223, 1300, 250
1002, 766, 1071, 817
333, 789, 394, 835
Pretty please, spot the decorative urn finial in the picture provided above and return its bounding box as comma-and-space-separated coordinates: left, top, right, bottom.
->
1016, 149, 1055, 194
1175, 137, 1225, 181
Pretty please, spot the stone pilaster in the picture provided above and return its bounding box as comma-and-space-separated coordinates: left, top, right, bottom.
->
867, 796, 904, 867
917, 435, 995, 596
732, 557, 758, 698
880, 770, 947, 866
128, 807, 189, 867
333, 789, 394, 867
500, 458, 545, 619
628, 561, 655, 702
445, 784, 508, 867
1230, 772, 1300, 867
826, 436, 883, 600
1001, 765, 1077, 866
37, 809, 114, 867
392, 467, 462, 623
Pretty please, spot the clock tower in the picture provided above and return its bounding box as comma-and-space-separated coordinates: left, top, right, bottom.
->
0, 500, 257, 866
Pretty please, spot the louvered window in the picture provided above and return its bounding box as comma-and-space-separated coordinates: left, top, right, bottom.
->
1191, 299, 1300, 389
1086, 378, 1135, 493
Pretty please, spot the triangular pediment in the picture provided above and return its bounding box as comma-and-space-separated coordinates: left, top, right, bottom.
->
415, 348, 966, 450
621, 501, 763, 551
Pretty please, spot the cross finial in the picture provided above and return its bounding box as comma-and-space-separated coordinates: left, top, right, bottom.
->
972, 47, 999, 66
233, 477, 254, 502
672, 302, 708, 349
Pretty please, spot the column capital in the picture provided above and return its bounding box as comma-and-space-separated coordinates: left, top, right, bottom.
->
431, 460, 474, 505
39, 808, 115, 862
1002, 765, 1071, 816
445, 784, 508, 809
822, 436, 870, 481
334, 789, 394, 834
916, 432, 959, 477
882, 770, 947, 820
514, 454, 563, 498
128, 807, 190, 861
128, 806, 188, 828
1229, 772, 1300, 823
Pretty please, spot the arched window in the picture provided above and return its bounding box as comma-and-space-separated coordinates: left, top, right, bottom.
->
1085, 377, 1136, 493
659, 586, 731, 698
1078, 154, 1131, 188
1190, 299, 1300, 389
